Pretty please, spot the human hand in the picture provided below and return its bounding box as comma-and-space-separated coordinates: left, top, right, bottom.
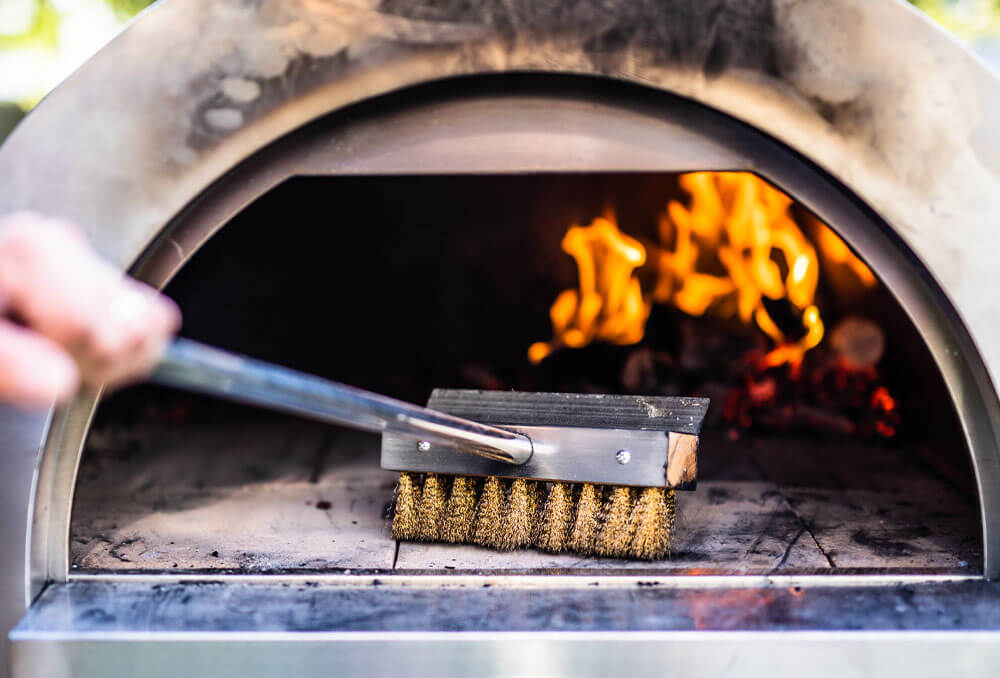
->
0, 212, 181, 407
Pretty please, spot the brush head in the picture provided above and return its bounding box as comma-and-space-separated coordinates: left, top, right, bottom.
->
387, 390, 703, 559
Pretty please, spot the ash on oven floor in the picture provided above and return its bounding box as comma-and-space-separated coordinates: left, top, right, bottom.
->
70, 410, 980, 574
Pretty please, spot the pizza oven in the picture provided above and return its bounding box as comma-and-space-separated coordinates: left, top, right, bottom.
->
2, 0, 1000, 676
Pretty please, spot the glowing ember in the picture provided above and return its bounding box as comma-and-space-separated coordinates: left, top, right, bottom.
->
528, 210, 650, 364
721, 329, 901, 439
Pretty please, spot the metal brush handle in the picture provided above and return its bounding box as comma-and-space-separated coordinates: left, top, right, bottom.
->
150, 338, 533, 465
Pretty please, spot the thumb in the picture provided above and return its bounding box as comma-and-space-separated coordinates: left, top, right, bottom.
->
0, 318, 80, 408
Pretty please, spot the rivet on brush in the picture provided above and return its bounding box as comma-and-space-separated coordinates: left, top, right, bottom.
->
615, 449, 631, 465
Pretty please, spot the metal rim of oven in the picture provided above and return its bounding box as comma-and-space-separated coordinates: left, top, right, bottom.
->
13, 629, 1000, 678
64, 572, 983, 588
11, 572, 1000, 677
0, 0, 998, 622
48, 74, 1000, 588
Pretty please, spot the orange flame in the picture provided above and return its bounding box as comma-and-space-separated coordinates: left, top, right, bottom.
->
814, 220, 877, 288
528, 211, 650, 364
531, 172, 876, 373
654, 172, 823, 370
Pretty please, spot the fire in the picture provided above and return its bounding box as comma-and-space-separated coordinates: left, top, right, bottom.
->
533, 172, 839, 368
528, 211, 650, 364
815, 220, 877, 288
654, 172, 822, 370
531, 172, 882, 375
529, 172, 897, 437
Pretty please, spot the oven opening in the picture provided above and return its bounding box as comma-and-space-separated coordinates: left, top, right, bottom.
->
70, 171, 981, 575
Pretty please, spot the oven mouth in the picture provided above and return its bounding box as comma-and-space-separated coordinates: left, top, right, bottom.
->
51, 74, 993, 580
72, 167, 979, 576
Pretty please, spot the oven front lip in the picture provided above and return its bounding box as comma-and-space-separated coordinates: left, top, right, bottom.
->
0, 0, 997, 631
16, 626, 1000, 678
12, 573, 1000, 678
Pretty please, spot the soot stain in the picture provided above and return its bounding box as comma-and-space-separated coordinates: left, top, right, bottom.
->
666, 550, 710, 562
708, 487, 732, 505
851, 530, 914, 558
79, 608, 116, 625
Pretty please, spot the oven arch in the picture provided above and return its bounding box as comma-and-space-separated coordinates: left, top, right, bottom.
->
1, 1, 998, 618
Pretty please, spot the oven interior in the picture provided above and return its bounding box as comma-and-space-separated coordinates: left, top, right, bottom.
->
70, 172, 981, 575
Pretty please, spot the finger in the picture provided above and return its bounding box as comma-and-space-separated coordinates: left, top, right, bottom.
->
0, 319, 79, 408
0, 216, 129, 346
75, 282, 180, 387
84, 336, 169, 390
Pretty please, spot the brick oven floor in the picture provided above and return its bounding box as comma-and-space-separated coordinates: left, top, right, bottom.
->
69, 413, 981, 574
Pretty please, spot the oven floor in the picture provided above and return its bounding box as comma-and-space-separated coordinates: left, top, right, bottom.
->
70, 413, 981, 573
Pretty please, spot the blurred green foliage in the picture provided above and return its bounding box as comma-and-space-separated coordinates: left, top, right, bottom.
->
912, 0, 1000, 39
103, 0, 156, 20
0, 0, 61, 49
0, 0, 156, 47
0, 0, 158, 109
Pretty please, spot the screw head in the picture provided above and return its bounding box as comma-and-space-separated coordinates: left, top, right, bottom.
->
615, 449, 631, 465
417, 441, 431, 452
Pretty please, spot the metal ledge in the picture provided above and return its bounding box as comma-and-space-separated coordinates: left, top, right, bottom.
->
12, 633, 1000, 678
12, 579, 1000, 677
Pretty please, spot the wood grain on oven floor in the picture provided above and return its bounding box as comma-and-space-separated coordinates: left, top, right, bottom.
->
70, 414, 981, 574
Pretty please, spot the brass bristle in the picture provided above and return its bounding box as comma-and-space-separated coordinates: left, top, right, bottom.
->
535, 482, 576, 553
472, 476, 507, 549
498, 478, 542, 550
441, 476, 480, 543
395, 472, 676, 560
665, 489, 676, 548
627, 487, 672, 560
569, 483, 603, 555
416, 473, 447, 541
392, 472, 421, 540
595, 486, 637, 558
